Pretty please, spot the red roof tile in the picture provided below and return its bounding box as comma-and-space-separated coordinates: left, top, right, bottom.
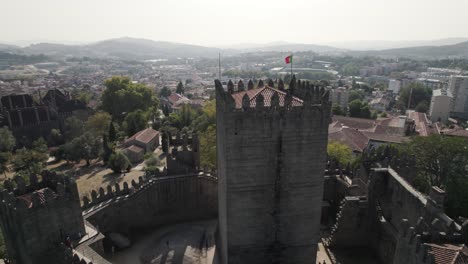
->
230, 86, 303, 109
329, 127, 369, 152
125, 145, 144, 154
125, 128, 159, 145
331, 116, 376, 131
426, 244, 468, 264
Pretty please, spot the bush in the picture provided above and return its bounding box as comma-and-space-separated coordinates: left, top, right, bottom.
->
108, 151, 131, 173
145, 154, 161, 167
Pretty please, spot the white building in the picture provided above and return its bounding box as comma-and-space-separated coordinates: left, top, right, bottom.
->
388, 79, 401, 94
448, 75, 468, 119
330, 87, 349, 110
429, 89, 452, 123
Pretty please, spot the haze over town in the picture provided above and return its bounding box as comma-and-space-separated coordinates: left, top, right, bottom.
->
3, 0, 468, 49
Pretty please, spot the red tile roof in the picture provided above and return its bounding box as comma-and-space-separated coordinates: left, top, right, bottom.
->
167, 93, 189, 105
444, 128, 468, 138
329, 127, 369, 152
17, 188, 54, 208
125, 145, 144, 154
230, 86, 303, 109
331, 116, 376, 131
426, 244, 468, 264
125, 128, 159, 145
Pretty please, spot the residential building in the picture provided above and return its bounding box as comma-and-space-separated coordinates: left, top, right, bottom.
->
330, 87, 349, 110
123, 128, 160, 163
429, 89, 452, 123
388, 79, 401, 94
369, 96, 390, 112
448, 75, 468, 119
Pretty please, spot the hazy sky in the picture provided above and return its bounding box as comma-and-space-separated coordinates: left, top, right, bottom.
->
3, 0, 468, 46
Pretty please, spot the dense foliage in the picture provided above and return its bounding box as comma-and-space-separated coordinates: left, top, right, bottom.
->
348, 99, 371, 119
393, 135, 468, 218
101, 76, 159, 121
327, 141, 355, 165
397, 83, 432, 111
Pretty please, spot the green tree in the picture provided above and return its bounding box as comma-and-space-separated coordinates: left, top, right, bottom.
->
397, 83, 432, 110
327, 141, 354, 165
63, 133, 101, 165
200, 125, 216, 170
0, 127, 15, 177
0, 152, 12, 178
332, 104, 343, 116
86, 111, 112, 137
415, 101, 429, 113
395, 135, 468, 217
176, 81, 184, 94
101, 76, 159, 121
348, 99, 363, 117
47, 128, 64, 146
108, 151, 131, 173
64, 116, 85, 141
13, 138, 48, 176
159, 86, 171, 98
349, 90, 366, 102
348, 99, 371, 119
108, 122, 117, 142
123, 110, 148, 136
102, 135, 113, 164
0, 127, 15, 152
161, 132, 169, 153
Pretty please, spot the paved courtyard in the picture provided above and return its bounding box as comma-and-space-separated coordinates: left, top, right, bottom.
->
108, 219, 217, 264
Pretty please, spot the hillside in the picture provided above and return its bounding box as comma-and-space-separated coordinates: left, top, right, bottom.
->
355, 41, 468, 59
19, 37, 224, 59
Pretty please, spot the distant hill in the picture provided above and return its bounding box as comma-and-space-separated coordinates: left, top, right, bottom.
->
355, 41, 468, 59
243, 43, 342, 53
6, 37, 468, 60
87, 37, 223, 59
0, 43, 21, 52
327, 38, 468, 51
219, 41, 342, 53
18, 37, 224, 59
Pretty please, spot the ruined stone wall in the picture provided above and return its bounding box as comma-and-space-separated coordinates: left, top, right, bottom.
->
84, 173, 217, 235
370, 168, 429, 230
216, 80, 331, 264
0, 172, 85, 264
326, 197, 369, 248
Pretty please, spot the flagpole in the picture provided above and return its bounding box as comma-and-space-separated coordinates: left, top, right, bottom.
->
218, 53, 221, 80
290, 54, 293, 78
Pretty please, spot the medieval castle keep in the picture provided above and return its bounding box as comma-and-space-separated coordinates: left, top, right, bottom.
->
216, 78, 331, 263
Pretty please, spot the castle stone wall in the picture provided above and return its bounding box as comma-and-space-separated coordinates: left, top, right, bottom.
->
0, 172, 85, 264
216, 79, 331, 264
84, 173, 217, 235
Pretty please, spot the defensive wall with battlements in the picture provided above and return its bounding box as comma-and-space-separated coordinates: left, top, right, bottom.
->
0, 171, 85, 264
82, 171, 218, 241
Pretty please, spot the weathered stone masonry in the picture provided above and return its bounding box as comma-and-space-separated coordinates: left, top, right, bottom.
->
216, 79, 331, 264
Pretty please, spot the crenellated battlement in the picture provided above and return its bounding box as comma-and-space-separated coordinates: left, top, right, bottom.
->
215, 78, 331, 116
0, 170, 79, 212
0, 170, 85, 264
81, 171, 217, 211
393, 218, 468, 264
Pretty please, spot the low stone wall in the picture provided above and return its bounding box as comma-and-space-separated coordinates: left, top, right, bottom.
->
83, 173, 218, 235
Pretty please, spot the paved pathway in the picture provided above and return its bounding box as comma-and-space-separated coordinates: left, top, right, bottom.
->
108, 219, 217, 264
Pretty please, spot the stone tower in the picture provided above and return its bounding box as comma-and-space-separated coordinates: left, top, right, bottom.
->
0, 171, 85, 264
216, 78, 331, 263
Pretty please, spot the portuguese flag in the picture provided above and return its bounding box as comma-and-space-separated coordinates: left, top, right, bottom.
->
285, 55, 293, 64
